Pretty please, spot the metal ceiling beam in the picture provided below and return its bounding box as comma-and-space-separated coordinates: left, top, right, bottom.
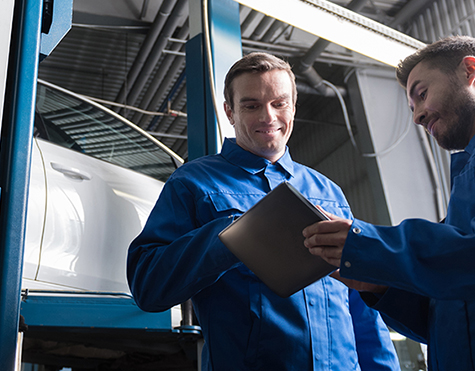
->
240, 9, 259, 35
389, 0, 434, 28
140, 0, 151, 20
249, 15, 274, 40
260, 19, 286, 43
145, 68, 186, 131
136, 22, 189, 128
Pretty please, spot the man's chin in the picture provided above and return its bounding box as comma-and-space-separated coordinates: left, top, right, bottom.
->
435, 134, 469, 151
258, 145, 285, 161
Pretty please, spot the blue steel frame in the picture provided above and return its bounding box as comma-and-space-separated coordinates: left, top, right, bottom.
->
39, 0, 72, 61
0, 0, 43, 369
20, 292, 172, 330
1, 0, 244, 368
186, 0, 242, 160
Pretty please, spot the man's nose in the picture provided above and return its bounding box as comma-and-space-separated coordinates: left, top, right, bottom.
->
413, 106, 426, 125
259, 105, 276, 122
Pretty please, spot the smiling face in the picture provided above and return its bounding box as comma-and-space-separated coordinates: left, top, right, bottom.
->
407, 58, 475, 150
224, 70, 295, 163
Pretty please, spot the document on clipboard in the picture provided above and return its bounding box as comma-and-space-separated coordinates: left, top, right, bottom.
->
218, 181, 337, 298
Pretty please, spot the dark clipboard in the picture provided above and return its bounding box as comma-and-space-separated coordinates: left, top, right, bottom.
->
218, 181, 337, 298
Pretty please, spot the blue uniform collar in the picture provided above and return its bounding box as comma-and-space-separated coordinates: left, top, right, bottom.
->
450, 135, 475, 184
464, 134, 475, 156
221, 138, 295, 177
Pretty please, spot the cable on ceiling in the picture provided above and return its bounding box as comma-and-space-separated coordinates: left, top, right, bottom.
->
322, 79, 412, 158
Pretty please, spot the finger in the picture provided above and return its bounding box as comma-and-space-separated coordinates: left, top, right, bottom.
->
315, 205, 339, 221
308, 246, 342, 260
302, 220, 333, 238
307, 247, 323, 256
303, 231, 347, 250
303, 219, 352, 238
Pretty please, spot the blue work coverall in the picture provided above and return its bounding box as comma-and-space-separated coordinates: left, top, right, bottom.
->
128, 138, 400, 370
340, 136, 475, 370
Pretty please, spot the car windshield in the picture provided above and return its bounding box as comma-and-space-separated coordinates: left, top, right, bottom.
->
35, 82, 181, 182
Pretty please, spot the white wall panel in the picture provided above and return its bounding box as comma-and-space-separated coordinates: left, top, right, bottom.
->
350, 67, 443, 225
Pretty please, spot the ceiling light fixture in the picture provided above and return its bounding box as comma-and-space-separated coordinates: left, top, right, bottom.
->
235, 0, 426, 68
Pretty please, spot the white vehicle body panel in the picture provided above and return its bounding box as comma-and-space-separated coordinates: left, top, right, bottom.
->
22, 80, 182, 297
23, 139, 47, 280
31, 139, 163, 291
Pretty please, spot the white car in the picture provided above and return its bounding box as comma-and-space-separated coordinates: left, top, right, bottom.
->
23, 79, 183, 293
19, 81, 203, 370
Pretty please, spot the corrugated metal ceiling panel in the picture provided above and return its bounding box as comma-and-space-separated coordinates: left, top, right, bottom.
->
38, 0, 424, 161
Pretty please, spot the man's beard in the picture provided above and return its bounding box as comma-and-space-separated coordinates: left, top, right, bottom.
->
436, 90, 475, 150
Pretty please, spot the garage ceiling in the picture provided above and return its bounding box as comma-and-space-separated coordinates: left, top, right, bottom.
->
37, 0, 434, 162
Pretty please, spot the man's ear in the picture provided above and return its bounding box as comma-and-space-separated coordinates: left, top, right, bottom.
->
462, 56, 475, 85
224, 101, 234, 125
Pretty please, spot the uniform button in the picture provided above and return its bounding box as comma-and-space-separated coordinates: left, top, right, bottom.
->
309, 300, 315, 306
344, 261, 351, 268
352, 227, 361, 234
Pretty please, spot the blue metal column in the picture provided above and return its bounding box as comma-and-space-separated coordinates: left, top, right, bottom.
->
186, 0, 242, 160
0, 0, 43, 368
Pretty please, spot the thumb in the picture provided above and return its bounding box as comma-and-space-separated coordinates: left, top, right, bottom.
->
315, 205, 341, 221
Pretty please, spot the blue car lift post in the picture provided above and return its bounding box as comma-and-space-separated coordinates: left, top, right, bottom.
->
22, 0, 242, 367
185, 0, 241, 365
0, 0, 196, 369
187, 0, 242, 160
2, 0, 242, 369
0, 0, 43, 369
14, 1, 199, 368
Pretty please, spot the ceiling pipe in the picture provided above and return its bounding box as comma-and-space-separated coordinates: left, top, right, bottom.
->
296, 80, 346, 97
123, 0, 187, 110
114, 0, 177, 112
295, 0, 368, 97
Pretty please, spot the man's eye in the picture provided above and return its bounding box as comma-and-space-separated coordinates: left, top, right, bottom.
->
274, 102, 289, 108
420, 90, 427, 99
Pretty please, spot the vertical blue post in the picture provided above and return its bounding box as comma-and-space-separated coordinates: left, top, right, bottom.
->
186, 0, 242, 160
0, 0, 43, 368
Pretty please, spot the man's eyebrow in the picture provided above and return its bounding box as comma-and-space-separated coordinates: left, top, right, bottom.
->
238, 97, 258, 104
238, 93, 292, 104
275, 93, 292, 100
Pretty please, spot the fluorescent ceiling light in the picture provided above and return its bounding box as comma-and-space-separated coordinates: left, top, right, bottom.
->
235, 0, 426, 68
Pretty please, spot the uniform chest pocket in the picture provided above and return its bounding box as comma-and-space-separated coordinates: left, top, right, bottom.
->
209, 193, 263, 216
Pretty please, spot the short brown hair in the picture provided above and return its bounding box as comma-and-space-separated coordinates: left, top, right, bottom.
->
397, 35, 475, 88
224, 52, 297, 110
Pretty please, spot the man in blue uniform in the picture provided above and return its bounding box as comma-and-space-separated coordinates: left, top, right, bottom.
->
127, 52, 399, 370
303, 36, 475, 370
